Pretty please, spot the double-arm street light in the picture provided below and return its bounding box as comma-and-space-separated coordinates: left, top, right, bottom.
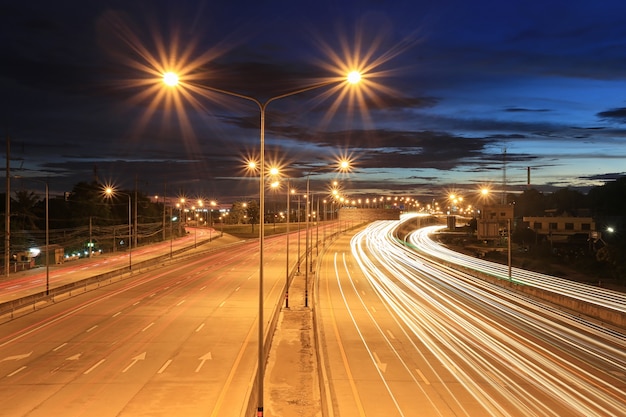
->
304, 160, 351, 307
104, 187, 132, 271
163, 70, 361, 417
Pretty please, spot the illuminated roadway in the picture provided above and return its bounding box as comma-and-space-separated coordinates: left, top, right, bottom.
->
0, 227, 216, 302
316, 219, 626, 416
407, 223, 626, 314
0, 227, 314, 416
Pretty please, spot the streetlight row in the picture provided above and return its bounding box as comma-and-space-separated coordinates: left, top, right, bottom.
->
161, 68, 363, 417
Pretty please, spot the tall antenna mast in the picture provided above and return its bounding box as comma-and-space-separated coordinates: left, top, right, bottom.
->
502, 147, 507, 204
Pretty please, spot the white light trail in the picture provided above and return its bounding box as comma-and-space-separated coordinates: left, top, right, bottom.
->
340, 219, 626, 416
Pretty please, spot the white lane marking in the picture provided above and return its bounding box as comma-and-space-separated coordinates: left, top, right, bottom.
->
195, 323, 205, 332
219, 301, 226, 307
7, 366, 27, 377
416, 369, 431, 385
84, 359, 106, 374
386, 330, 395, 340
373, 352, 387, 373
157, 359, 172, 374
176, 300, 186, 306
1, 352, 32, 362
86, 325, 98, 333
53, 343, 67, 352
142, 322, 154, 332
112, 311, 122, 318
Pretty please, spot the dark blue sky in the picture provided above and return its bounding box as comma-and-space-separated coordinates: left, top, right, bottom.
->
3, 0, 626, 204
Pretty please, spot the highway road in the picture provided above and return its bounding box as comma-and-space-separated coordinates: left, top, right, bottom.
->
407, 223, 626, 314
316, 220, 626, 416
0, 227, 219, 302
0, 227, 311, 416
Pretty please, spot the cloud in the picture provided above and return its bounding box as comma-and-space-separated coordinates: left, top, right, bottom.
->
597, 107, 626, 123
504, 107, 550, 113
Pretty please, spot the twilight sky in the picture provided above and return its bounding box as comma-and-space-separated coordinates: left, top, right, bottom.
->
2, 0, 626, 204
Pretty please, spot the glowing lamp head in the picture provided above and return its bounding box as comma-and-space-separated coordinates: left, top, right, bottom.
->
163, 72, 180, 87
347, 71, 361, 84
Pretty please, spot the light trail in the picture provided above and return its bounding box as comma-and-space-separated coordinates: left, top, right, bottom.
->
406, 221, 626, 314
335, 219, 626, 416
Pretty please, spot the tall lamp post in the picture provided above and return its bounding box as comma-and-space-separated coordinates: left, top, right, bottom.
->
285, 184, 294, 308
104, 187, 132, 271
163, 70, 361, 417
304, 159, 351, 307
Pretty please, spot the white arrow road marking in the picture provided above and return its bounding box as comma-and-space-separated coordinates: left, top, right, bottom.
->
66, 353, 82, 361
195, 352, 213, 372
373, 352, 387, 373
122, 352, 146, 373
1, 352, 32, 362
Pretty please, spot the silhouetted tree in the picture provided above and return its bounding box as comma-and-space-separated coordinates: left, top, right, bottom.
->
513, 188, 546, 217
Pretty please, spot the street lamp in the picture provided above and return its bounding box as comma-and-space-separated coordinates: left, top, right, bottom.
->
303, 158, 351, 307
163, 70, 361, 417
285, 186, 295, 308
104, 187, 132, 271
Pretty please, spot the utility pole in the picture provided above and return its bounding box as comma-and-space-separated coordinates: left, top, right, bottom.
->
134, 176, 138, 249
5, 134, 10, 276
502, 147, 507, 205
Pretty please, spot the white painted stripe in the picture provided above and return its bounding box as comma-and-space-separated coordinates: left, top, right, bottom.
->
7, 366, 27, 377
416, 369, 431, 385
84, 359, 106, 375
52, 343, 67, 352
157, 359, 172, 374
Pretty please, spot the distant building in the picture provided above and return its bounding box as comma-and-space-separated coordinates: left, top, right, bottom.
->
477, 204, 514, 240
522, 214, 595, 243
